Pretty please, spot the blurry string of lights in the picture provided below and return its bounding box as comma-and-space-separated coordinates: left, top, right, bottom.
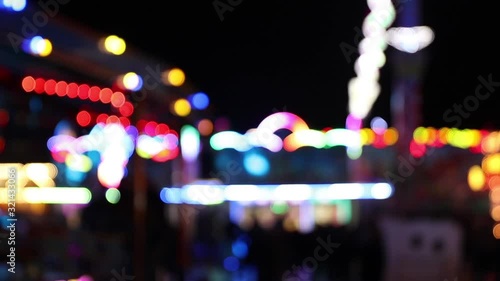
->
21, 75, 210, 118
211, 112, 396, 153
76, 111, 129, 128
209, 114, 500, 162
161, 183, 393, 205
162, 181, 388, 233
21, 76, 135, 116
43, 112, 500, 191
10, 80, 500, 162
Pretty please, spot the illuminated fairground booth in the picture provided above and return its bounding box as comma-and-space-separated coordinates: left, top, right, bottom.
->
162, 112, 495, 230
157, 108, 500, 279
162, 112, 396, 230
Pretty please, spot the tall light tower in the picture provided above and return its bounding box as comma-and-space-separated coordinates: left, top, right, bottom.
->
346, 0, 434, 182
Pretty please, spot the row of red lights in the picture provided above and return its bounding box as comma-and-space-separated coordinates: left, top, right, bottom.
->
76, 111, 130, 127
136, 120, 173, 136
76, 110, 177, 137
21, 76, 134, 117
21, 76, 178, 138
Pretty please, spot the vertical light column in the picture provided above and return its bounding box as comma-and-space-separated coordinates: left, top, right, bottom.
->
347, 0, 396, 123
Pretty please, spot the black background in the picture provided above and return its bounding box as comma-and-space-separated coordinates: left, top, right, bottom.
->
57, 0, 500, 131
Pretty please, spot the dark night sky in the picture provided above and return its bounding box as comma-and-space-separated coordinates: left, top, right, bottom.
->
57, 0, 500, 132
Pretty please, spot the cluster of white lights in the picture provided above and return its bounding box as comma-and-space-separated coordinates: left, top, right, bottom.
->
386, 26, 434, 54
48, 123, 135, 188
348, 0, 396, 120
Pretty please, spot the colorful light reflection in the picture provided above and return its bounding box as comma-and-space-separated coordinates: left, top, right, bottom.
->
48, 121, 180, 188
